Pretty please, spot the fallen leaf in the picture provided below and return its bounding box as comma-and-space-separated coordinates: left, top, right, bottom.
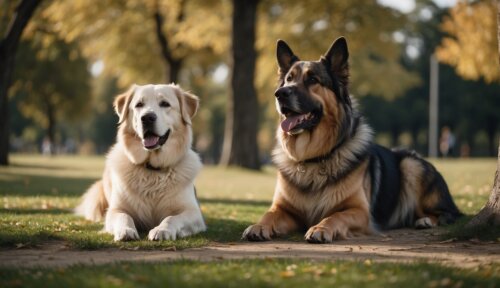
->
440, 277, 452, 286
15, 243, 27, 249
286, 264, 297, 271
438, 238, 457, 244
280, 270, 295, 278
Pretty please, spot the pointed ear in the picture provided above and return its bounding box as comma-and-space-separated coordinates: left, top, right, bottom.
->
114, 85, 136, 124
321, 37, 349, 84
175, 87, 199, 125
277, 39, 299, 78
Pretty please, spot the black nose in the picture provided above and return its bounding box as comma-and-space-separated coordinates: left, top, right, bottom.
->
275, 87, 291, 100
141, 113, 157, 124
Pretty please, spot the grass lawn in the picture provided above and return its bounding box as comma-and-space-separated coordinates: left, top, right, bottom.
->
0, 154, 279, 249
0, 154, 499, 286
1, 259, 499, 288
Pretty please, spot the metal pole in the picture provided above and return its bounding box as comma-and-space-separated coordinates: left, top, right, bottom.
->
429, 54, 439, 158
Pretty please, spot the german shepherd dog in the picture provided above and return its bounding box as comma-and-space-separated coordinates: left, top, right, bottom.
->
242, 37, 462, 243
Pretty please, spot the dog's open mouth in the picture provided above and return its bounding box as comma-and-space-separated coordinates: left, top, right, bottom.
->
143, 129, 170, 150
280, 108, 322, 135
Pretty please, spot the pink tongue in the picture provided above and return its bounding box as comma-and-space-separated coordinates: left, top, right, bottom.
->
281, 115, 302, 132
144, 135, 159, 147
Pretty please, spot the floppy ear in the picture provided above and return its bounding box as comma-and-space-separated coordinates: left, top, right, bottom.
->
175, 88, 199, 125
276, 39, 300, 79
114, 85, 136, 124
321, 37, 349, 86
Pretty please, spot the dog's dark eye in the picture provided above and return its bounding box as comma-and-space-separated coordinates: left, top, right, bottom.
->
159, 101, 170, 108
286, 75, 293, 82
135, 102, 144, 108
306, 76, 319, 85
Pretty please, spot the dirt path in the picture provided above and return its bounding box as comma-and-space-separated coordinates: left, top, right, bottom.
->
1, 228, 499, 268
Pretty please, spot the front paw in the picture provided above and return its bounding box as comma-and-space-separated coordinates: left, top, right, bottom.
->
305, 224, 351, 243
148, 226, 176, 241
305, 225, 334, 243
114, 227, 140, 241
242, 224, 273, 241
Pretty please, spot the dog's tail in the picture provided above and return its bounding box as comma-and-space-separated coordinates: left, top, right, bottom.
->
74, 180, 108, 222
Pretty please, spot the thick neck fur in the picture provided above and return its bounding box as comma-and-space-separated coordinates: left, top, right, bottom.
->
273, 106, 373, 192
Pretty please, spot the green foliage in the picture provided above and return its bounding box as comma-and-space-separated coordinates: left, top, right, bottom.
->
85, 76, 120, 153
360, 2, 500, 156
0, 1, 18, 34
4, 0, 500, 159
11, 28, 91, 140
1, 260, 499, 288
256, 0, 420, 103
43, 0, 229, 86
437, 0, 499, 83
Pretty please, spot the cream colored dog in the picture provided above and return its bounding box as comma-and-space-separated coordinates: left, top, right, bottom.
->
76, 84, 206, 241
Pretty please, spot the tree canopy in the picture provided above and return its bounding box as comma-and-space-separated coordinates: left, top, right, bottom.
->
437, 0, 499, 82
2, 0, 500, 163
43, 0, 229, 86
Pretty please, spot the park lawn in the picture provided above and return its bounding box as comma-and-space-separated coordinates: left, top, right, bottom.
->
0, 154, 499, 286
0, 154, 497, 249
0, 154, 276, 249
1, 259, 499, 288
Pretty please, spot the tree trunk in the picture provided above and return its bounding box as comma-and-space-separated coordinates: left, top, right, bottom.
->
465, 144, 500, 227
153, 2, 184, 83
465, 0, 500, 227
46, 100, 56, 155
0, 0, 42, 165
390, 127, 399, 147
169, 58, 183, 84
219, 0, 261, 170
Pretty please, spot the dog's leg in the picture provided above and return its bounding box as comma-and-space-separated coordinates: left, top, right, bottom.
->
305, 194, 370, 243
105, 209, 140, 241
242, 205, 299, 241
148, 208, 206, 241
305, 208, 369, 243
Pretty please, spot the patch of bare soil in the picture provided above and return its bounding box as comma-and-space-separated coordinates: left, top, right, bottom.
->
1, 228, 498, 268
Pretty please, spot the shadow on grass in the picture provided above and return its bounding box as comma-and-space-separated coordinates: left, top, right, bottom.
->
0, 212, 256, 250
0, 173, 95, 197
0, 230, 66, 248
444, 215, 500, 241
10, 163, 68, 171
0, 208, 71, 215
1, 259, 498, 287
68, 217, 256, 250
199, 198, 271, 206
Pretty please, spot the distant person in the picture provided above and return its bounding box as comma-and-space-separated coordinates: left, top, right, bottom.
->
460, 143, 470, 158
64, 138, 77, 154
41, 137, 52, 155
439, 126, 455, 157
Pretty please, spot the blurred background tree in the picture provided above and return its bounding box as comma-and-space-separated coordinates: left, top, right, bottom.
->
220, 0, 261, 170
12, 25, 91, 153
437, 0, 499, 83
438, 0, 500, 227
1, 0, 499, 168
0, 0, 42, 165
44, 0, 229, 86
